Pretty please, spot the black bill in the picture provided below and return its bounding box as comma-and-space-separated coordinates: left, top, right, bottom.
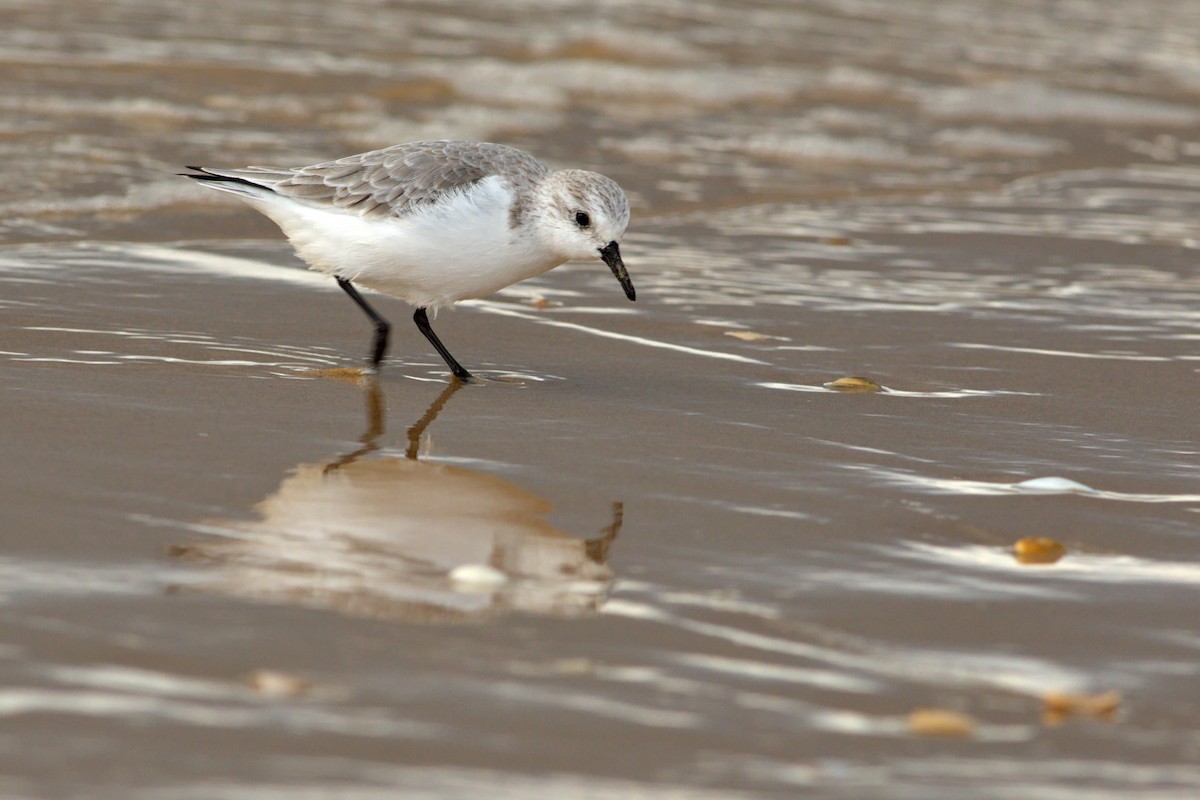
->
599, 241, 636, 301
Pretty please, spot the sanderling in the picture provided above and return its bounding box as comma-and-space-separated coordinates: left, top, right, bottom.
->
182, 140, 635, 380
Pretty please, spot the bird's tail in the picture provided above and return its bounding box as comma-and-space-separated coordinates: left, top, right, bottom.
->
179, 166, 287, 200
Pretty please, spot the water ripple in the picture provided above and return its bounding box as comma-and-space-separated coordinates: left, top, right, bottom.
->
872, 471, 1200, 503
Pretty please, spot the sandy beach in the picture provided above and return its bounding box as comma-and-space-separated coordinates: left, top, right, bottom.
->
2, 2, 1200, 797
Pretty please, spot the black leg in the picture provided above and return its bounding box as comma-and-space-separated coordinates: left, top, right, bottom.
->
413, 308, 472, 381
337, 278, 390, 368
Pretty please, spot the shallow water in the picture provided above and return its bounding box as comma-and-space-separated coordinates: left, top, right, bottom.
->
3, 1, 1200, 798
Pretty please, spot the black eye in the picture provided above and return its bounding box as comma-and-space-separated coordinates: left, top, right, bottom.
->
574, 211, 590, 228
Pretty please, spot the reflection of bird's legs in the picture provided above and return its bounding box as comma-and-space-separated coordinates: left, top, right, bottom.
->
323, 378, 387, 473
585, 502, 624, 565
324, 378, 465, 471
405, 380, 464, 460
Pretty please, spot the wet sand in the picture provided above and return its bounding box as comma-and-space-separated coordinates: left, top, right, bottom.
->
3, 1, 1200, 798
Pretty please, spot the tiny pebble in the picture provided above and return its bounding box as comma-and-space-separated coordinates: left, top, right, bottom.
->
449, 563, 509, 587
246, 670, 310, 698
1013, 477, 1095, 494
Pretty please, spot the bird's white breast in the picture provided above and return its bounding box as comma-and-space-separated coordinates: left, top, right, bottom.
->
247, 175, 565, 310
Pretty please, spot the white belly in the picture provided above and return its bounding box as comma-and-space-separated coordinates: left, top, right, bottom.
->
247, 176, 565, 310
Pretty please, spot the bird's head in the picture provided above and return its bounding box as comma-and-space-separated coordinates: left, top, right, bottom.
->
536, 170, 635, 301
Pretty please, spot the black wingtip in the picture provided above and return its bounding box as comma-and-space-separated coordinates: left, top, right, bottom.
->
178, 167, 273, 192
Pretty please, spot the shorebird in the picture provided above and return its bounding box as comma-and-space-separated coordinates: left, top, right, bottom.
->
182, 140, 635, 380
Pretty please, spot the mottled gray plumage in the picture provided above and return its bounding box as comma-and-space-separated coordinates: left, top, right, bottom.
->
203, 140, 551, 223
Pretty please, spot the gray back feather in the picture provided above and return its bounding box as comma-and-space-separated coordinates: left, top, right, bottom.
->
220, 141, 550, 220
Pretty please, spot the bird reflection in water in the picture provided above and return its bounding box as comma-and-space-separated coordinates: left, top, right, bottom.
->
173, 380, 623, 623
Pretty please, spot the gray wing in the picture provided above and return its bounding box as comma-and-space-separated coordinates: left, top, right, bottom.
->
213, 141, 550, 219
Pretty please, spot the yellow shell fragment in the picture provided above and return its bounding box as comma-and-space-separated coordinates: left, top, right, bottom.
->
907, 708, 977, 737
1042, 690, 1121, 725
827, 376, 883, 393
1013, 537, 1067, 564
724, 331, 772, 342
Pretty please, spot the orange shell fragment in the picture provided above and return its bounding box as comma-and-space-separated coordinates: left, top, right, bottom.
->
1042, 690, 1120, 725
1013, 537, 1067, 564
